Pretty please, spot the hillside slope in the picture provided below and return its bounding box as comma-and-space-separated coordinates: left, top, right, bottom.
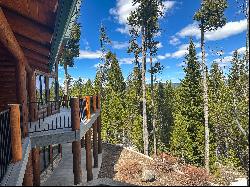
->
98, 143, 247, 186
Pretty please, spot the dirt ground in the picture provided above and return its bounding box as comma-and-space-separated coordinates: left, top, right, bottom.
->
98, 143, 247, 186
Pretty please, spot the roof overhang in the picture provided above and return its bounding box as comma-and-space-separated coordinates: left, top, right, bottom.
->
48, 0, 82, 72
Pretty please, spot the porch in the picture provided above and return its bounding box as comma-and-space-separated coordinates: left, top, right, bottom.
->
0, 95, 102, 186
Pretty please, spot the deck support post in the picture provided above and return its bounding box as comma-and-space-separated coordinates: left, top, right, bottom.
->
22, 152, 33, 186
71, 98, 82, 184
45, 76, 50, 116
32, 147, 40, 186
49, 144, 53, 170
85, 130, 93, 181
17, 62, 28, 138
92, 96, 98, 168
72, 141, 82, 185
9, 104, 22, 162
27, 71, 37, 122
85, 96, 93, 181
97, 94, 102, 154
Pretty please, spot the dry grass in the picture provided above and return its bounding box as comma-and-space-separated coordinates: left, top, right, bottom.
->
98, 143, 245, 186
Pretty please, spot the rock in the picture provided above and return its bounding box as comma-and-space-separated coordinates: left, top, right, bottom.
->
141, 170, 156, 182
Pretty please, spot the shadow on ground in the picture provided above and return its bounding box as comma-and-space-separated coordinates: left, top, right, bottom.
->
98, 143, 123, 179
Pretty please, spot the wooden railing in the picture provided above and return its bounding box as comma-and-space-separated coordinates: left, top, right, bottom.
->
27, 95, 100, 134
79, 98, 87, 122
0, 108, 12, 182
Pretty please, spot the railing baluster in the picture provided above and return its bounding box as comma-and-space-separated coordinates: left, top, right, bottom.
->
64, 116, 66, 128
68, 116, 70, 128
0, 108, 12, 182
60, 116, 61, 128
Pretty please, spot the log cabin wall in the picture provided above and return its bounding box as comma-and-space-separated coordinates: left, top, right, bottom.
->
0, 44, 18, 111
0, 0, 58, 110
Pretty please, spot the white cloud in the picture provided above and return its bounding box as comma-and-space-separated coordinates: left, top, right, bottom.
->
157, 42, 163, 48
116, 27, 130, 34
119, 56, 158, 65
110, 0, 176, 35
205, 19, 247, 41
177, 61, 185, 67
157, 42, 200, 60
176, 19, 247, 41
161, 1, 176, 16
213, 56, 233, 67
157, 53, 171, 60
197, 52, 209, 58
177, 22, 200, 39
146, 57, 158, 63
93, 63, 101, 68
230, 46, 246, 55
110, 0, 138, 34
171, 42, 200, 58
169, 36, 180, 45
237, 47, 247, 54
119, 57, 134, 65
78, 50, 102, 59
112, 41, 129, 49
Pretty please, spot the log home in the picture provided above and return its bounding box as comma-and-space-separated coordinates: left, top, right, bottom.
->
0, 0, 102, 186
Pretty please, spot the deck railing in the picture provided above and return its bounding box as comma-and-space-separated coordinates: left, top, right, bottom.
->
79, 98, 87, 122
0, 108, 12, 182
27, 95, 99, 134
28, 100, 71, 134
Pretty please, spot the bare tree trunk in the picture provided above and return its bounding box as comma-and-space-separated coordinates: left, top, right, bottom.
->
64, 63, 68, 96
142, 26, 149, 156
150, 56, 157, 157
201, 23, 210, 173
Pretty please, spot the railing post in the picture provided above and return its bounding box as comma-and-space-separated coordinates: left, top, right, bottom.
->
85, 96, 93, 181
71, 98, 82, 184
86, 96, 91, 119
93, 95, 98, 168
71, 98, 80, 131
97, 94, 102, 154
28, 71, 37, 122
22, 152, 33, 186
45, 76, 50, 116
32, 147, 40, 186
9, 104, 22, 162
63, 95, 68, 108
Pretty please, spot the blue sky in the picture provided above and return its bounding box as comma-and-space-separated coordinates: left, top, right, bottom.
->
58, 0, 247, 85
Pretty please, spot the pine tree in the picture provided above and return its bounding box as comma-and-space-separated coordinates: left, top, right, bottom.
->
208, 62, 231, 171
228, 50, 249, 172
128, 0, 164, 156
124, 66, 143, 152
194, 0, 228, 172
155, 81, 174, 152
71, 77, 84, 97
170, 39, 204, 165
82, 79, 94, 96
60, 23, 81, 96
101, 52, 126, 144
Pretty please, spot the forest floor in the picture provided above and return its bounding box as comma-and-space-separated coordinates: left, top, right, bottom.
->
98, 143, 248, 186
